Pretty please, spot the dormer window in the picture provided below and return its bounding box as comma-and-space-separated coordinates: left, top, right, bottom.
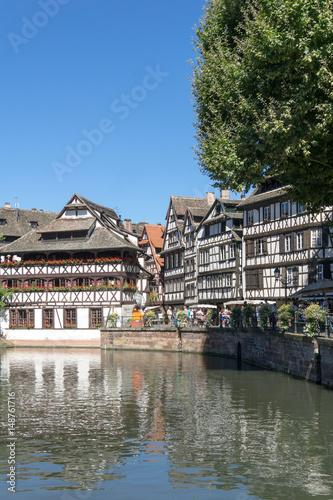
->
30, 221, 38, 228
0, 219, 7, 225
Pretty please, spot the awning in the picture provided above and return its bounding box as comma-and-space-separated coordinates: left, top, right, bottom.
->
189, 304, 218, 309
224, 299, 276, 306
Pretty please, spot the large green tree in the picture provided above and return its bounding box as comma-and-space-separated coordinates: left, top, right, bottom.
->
191, 0, 333, 211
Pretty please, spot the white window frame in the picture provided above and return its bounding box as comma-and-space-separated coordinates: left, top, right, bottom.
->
281, 201, 289, 217
311, 229, 322, 247
297, 232, 303, 250
257, 238, 264, 255
229, 243, 236, 259
285, 234, 291, 252
247, 210, 254, 225
264, 206, 271, 222
316, 264, 323, 281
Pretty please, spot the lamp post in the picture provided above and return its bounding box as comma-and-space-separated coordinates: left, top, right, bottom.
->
274, 267, 298, 304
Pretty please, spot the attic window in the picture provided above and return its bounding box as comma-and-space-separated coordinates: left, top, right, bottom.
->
0, 219, 7, 225
30, 221, 38, 228
215, 205, 221, 216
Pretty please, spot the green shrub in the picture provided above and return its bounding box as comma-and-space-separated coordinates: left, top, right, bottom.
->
206, 309, 217, 327
176, 310, 188, 327
108, 312, 119, 327
145, 311, 157, 327
231, 306, 242, 329
303, 304, 326, 337
277, 304, 294, 331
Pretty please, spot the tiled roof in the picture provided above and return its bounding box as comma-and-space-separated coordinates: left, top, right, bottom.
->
0, 207, 58, 238
139, 224, 165, 272
237, 186, 288, 208
171, 196, 210, 216
77, 194, 119, 220
38, 218, 95, 233
0, 226, 138, 255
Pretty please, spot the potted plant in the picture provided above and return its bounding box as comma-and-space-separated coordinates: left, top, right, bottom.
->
303, 304, 326, 337
145, 311, 157, 327
277, 304, 295, 331
108, 313, 119, 327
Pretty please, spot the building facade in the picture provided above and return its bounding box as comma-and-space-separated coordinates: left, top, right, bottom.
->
0, 194, 149, 344
139, 224, 165, 305
238, 180, 333, 303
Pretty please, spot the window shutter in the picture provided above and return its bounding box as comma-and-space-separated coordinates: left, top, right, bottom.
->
322, 227, 329, 247
280, 234, 285, 253
258, 269, 263, 289
291, 233, 295, 252
323, 261, 331, 279
263, 237, 268, 255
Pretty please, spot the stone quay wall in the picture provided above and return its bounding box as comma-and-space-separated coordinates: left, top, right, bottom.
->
100, 327, 333, 389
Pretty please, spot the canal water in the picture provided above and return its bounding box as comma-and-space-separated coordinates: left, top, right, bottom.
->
0, 349, 333, 499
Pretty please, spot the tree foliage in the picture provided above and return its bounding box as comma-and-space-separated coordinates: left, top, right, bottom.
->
0, 286, 13, 314
191, 0, 333, 211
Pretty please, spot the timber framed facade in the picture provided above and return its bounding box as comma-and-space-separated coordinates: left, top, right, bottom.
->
195, 195, 243, 305
0, 194, 150, 342
238, 180, 333, 303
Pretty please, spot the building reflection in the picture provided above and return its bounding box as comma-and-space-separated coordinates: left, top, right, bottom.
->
0, 349, 332, 498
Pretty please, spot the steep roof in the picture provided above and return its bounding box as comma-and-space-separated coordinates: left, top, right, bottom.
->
171, 196, 210, 216
71, 194, 119, 220
0, 226, 138, 255
0, 207, 58, 243
139, 224, 165, 272
38, 218, 95, 233
237, 180, 288, 208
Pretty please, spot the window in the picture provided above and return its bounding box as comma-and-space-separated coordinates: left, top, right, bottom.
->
35, 279, 45, 288
30, 221, 38, 228
91, 308, 102, 327
247, 210, 254, 225
220, 246, 226, 261
54, 278, 69, 288
179, 253, 183, 267
287, 267, 297, 286
297, 203, 305, 214
43, 309, 53, 328
10, 309, 34, 327
285, 234, 291, 252
169, 254, 174, 269
281, 201, 289, 217
264, 206, 271, 222
316, 264, 323, 281
311, 229, 322, 247
229, 244, 236, 259
199, 249, 209, 265
64, 309, 76, 327
218, 275, 222, 287
205, 225, 210, 237
0, 219, 7, 225
174, 253, 178, 268
297, 232, 303, 250
225, 274, 231, 287
257, 238, 264, 255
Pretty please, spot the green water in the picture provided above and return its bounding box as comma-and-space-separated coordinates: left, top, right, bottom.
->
0, 348, 333, 499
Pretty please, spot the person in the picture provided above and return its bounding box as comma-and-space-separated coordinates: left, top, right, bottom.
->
196, 308, 204, 327
189, 308, 194, 326
167, 306, 173, 325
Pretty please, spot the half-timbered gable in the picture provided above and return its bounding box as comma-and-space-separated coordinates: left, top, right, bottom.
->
161, 194, 212, 306
183, 206, 209, 306
0, 194, 149, 343
238, 180, 333, 303
196, 194, 243, 305
139, 224, 165, 304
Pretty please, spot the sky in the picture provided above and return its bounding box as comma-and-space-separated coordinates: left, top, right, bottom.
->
0, 0, 234, 225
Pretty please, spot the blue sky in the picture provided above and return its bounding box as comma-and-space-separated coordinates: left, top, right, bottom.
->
0, 0, 231, 224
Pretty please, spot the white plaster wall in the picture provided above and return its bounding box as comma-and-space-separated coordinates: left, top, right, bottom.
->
5, 329, 100, 341
77, 308, 89, 329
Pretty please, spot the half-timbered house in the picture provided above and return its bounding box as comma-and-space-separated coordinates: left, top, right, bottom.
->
161, 194, 213, 307
238, 179, 333, 303
0, 194, 149, 345
139, 224, 165, 305
196, 191, 243, 306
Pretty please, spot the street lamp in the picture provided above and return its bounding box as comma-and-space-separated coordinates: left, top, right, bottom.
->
274, 267, 298, 304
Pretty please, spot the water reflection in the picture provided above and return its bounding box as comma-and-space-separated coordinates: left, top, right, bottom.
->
0, 348, 332, 499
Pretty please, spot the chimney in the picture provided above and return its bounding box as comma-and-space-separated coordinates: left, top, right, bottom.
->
206, 192, 215, 206
124, 219, 133, 232
5, 202, 10, 208
220, 189, 230, 199
31, 208, 37, 211
241, 193, 246, 199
